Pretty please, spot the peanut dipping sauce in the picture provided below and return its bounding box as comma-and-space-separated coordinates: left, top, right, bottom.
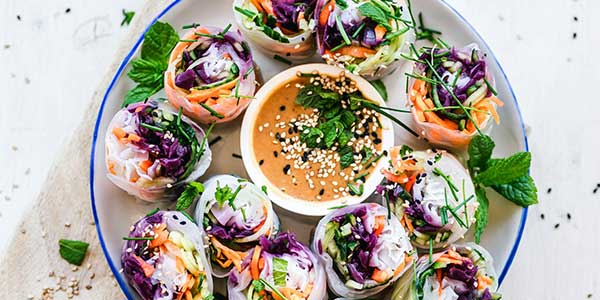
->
251, 72, 385, 201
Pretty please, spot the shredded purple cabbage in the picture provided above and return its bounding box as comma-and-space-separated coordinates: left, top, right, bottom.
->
416, 46, 491, 107
259, 232, 306, 255
206, 223, 254, 241
272, 0, 316, 33
127, 103, 192, 179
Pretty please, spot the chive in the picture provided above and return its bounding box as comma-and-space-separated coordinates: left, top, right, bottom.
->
444, 189, 467, 228
259, 279, 289, 300
440, 206, 448, 225
273, 54, 292, 65
194, 32, 223, 39
199, 102, 225, 118
188, 50, 197, 61
180, 211, 195, 223
354, 172, 369, 182
484, 78, 498, 96
330, 43, 346, 52
433, 167, 458, 192
220, 23, 232, 36
336, 15, 351, 45
385, 26, 410, 41
424, 106, 489, 114
385, 190, 391, 219
405, 72, 442, 85
240, 207, 247, 222
348, 183, 363, 196
179, 39, 197, 42
363, 101, 419, 138
243, 66, 254, 79
175, 107, 192, 142
328, 204, 348, 210
198, 122, 216, 157
182, 23, 199, 29
428, 238, 433, 263
146, 208, 160, 216
351, 23, 366, 39
405, 75, 409, 94
234, 6, 256, 18
451, 67, 462, 87
122, 237, 154, 241
140, 123, 164, 132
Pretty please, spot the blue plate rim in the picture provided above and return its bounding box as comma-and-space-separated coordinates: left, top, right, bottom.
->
89, 0, 529, 298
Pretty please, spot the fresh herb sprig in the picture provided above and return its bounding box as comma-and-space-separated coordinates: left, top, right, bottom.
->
122, 22, 179, 107
468, 134, 538, 243
176, 181, 205, 211
234, 6, 290, 43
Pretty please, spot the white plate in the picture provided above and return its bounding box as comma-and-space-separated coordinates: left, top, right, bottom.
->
90, 0, 528, 298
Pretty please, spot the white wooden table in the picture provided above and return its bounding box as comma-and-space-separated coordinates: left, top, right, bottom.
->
1, 0, 596, 298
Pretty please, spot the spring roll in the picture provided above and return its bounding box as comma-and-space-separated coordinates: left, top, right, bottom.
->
105, 99, 211, 202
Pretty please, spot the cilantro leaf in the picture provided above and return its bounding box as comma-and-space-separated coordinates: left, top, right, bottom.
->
214, 182, 242, 209
491, 175, 538, 207
272, 257, 288, 286
59, 239, 89, 266
468, 134, 495, 172
176, 182, 204, 211
121, 9, 135, 26
475, 152, 531, 186
358, 3, 392, 30
474, 186, 489, 244
370, 79, 388, 102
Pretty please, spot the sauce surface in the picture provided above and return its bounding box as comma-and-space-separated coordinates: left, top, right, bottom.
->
252, 75, 383, 201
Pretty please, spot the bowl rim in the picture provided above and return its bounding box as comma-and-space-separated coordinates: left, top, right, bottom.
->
240, 63, 394, 217
89, 1, 529, 299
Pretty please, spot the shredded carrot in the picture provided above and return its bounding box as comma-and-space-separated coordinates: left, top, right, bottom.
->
437, 269, 443, 298
223, 53, 232, 60
127, 133, 142, 143
112, 127, 127, 139
372, 268, 389, 283
374, 25, 387, 40
139, 160, 153, 172
382, 169, 408, 184
403, 214, 414, 233
253, 206, 268, 232
373, 215, 386, 236
107, 161, 116, 175
436, 256, 463, 265
319, 0, 334, 27
404, 174, 418, 193
186, 78, 238, 103
149, 228, 168, 248
133, 255, 155, 277
447, 249, 462, 260
334, 45, 377, 58
250, 0, 263, 12
211, 237, 246, 272
489, 96, 504, 106
184, 290, 192, 300
250, 245, 262, 280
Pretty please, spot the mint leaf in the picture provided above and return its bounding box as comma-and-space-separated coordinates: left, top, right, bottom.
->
140, 21, 179, 61
272, 257, 288, 286
475, 152, 531, 186
370, 79, 388, 102
121, 9, 135, 26
127, 58, 165, 86
474, 186, 489, 244
295, 84, 339, 110
300, 127, 323, 148
59, 239, 89, 266
339, 146, 354, 169
468, 134, 495, 171
176, 182, 204, 211
358, 3, 392, 30
122, 85, 161, 107
492, 175, 538, 207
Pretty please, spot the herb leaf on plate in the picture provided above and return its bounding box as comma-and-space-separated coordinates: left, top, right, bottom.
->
175, 181, 204, 211
474, 186, 489, 244
467, 134, 495, 171
491, 175, 538, 207
122, 21, 179, 107
59, 239, 89, 266
121, 9, 135, 26
476, 152, 531, 186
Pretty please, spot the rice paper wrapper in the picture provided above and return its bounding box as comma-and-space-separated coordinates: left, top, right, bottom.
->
389, 243, 498, 300
165, 26, 256, 124
314, 0, 415, 80
382, 149, 478, 250
311, 203, 415, 299
121, 211, 214, 300
408, 44, 499, 150
194, 174, 280, 277
227, 232, 327, 300
105, 100, 211, 202
233, 0, 317, 60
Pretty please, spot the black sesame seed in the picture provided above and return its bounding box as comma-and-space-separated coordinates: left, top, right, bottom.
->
232, 153, 242, 159
273, 151, 278, 158
573, 32, 577, 39
180, 221, 187, 225
383, 150, 388, 156
547, 188, 552, 194
302, 152, 309, 162
540, 213, 545, 220
65, 8, 71, 13
275, 132, 281, 140
17, 15, 21, 21
280, 105, 286, 111
283, 164, 291, 174
567, 213, 571, 220
319, 189, 325, 196
594, 187, 598, 194
288, 128, 293, 135
554, 223, 560, 229
173, 215, 179, 220
427, 160, 433, 166
574, 16, 578, 21
373, 138, 381, 144
371, 132, 378, 138
259, 159, 264, 166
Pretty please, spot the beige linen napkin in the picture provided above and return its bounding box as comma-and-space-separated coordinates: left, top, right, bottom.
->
0, 1, 171, 299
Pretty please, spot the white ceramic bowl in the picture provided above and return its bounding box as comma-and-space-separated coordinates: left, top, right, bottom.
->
240, 64, 394, 216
